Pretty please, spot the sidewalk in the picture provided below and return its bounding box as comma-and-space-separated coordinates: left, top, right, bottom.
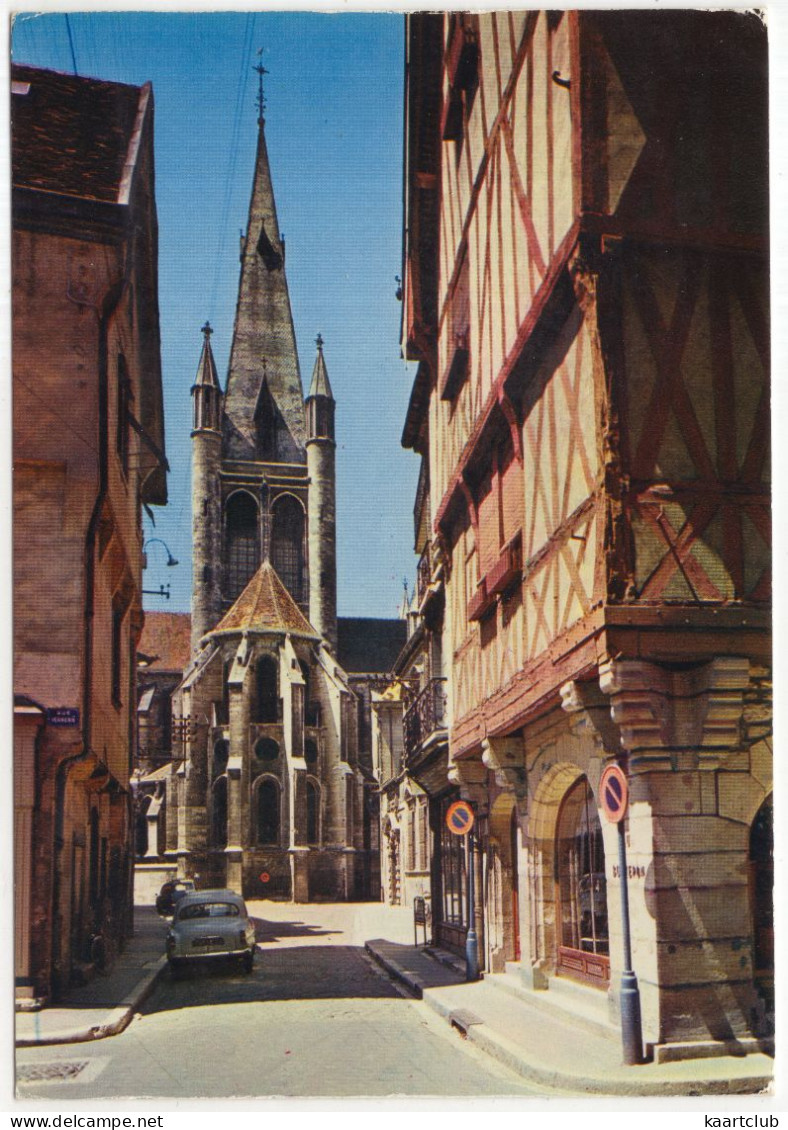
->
365, 939, 775, 1098
16, 907, 168, 1048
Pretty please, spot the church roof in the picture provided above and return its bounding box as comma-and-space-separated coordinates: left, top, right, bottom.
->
308, 337, 334, 400
138, 612, 192, 672
223, 120, 306, 462
210, 560, 320, 640
336, 617, 408, 675
193, 322, 221, 389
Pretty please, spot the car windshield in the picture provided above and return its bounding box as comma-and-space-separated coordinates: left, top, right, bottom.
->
178, 902, 240, 920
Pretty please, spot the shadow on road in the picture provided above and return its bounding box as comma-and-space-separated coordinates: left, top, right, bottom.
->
141, 944, 406, 1015
252, 916, 340, 943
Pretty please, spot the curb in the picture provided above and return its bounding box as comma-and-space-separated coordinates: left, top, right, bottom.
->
15, 956, 167, 1048
366, 943, 773, 1099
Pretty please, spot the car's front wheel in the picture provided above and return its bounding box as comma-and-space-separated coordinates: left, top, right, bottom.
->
168, 957, 185, 978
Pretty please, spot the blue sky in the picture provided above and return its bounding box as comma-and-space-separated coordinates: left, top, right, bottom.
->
11, 11, 418, 618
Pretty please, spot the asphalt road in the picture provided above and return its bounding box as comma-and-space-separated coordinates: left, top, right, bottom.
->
15, 904, 547, 1100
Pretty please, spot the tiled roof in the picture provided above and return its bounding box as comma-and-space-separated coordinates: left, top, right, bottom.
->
138, 612, 192, 673
336, 617, 407, 675
11, 64, 146, 203
211, 560, 319, 640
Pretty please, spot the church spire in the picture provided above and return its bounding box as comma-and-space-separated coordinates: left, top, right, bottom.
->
223, 67, 306, 463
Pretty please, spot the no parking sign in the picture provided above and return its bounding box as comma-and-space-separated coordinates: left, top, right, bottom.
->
599, 764, 628, 823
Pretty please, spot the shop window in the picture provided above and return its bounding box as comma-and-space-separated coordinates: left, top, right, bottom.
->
556, 776, 610, 985
439, 796, 468, 929
257, 778, 280, 845
224, 492, 260, 601
271, 495, 305, 603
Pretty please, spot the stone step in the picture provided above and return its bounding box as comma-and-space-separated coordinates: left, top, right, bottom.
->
482, 962, 620, 1042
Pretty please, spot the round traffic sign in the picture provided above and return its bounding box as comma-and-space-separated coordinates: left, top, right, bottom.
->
599, 764, 628, 823
445, 799, 475, 836
260, 871, 270, 883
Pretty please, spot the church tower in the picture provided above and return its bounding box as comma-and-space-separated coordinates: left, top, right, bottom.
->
306, 334, 337, 652
190, 72, 315, 637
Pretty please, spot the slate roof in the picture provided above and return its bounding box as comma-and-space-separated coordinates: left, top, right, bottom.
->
138, 612, 192, 673
11, 64, 147, 203
308, 342, 334, 400
223, 121, 306, 462
211, 560, 319, 640
336, 617, 407, 675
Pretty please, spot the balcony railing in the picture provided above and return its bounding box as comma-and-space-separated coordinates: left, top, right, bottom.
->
403, 678, 447, 760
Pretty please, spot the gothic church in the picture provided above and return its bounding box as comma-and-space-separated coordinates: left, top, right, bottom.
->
167, 96, 401, 901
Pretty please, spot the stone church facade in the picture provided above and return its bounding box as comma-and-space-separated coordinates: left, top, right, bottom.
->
166, 100, 401, 901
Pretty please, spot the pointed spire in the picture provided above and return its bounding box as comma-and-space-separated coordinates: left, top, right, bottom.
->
308, 333, 334, 400
192, 321, 222, 432
223, 88, 306, 462
193, 321, 221, 389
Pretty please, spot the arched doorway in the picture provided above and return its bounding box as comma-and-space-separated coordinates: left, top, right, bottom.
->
555, 775, 610, 986
749, 794, 773, 1013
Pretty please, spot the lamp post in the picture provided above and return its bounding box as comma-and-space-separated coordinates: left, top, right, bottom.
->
142, 538, 178, 600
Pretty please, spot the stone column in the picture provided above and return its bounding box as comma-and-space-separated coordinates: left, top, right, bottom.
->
598, 656, 764, 1059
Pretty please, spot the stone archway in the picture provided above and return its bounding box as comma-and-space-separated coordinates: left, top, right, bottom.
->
526, 762, 585, 982
485, 792, 519, 972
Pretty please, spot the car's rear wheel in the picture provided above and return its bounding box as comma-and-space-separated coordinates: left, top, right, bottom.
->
241, 950, 254, 974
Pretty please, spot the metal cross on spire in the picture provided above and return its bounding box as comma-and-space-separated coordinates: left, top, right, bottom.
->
254, 49, 269, 123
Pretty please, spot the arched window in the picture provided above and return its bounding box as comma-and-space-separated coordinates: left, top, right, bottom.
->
750, 794, 773, 1007
255, 655, 279, 723
211, 776, 227, 848
271, 495, 305, 603
257, 779, 280, 845
254, 737, 279, 762
556, 776, 609, 983
224, 492, 260, 601
304, 737, 318, 765
306, 779, 320, 845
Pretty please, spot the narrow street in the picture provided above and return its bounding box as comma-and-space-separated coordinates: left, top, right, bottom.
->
16, 904, 546, 1100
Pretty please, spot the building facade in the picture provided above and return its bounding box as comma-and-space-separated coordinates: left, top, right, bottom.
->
167, 100, 403, 902
13, 65, 167, 1002
401, 11, 771, 1063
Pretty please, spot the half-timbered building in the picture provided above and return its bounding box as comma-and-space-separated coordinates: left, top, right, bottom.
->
402, 11, 770, 1063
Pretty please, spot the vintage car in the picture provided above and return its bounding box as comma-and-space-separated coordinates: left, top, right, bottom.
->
166, 889, 256, 973
155, 878, 196, 917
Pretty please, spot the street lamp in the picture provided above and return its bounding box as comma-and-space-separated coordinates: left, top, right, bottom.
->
142, 538, 179, 569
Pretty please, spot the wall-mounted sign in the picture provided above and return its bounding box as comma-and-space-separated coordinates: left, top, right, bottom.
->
46, 707, 80, 727
445, 799, 475, 836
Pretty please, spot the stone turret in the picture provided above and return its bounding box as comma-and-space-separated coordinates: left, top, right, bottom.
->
191, 322, 223, 650
306, 334, 337, 651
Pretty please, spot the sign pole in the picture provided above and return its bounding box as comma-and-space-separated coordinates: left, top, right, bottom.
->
465, 825, 480, 982
600, 762, 644, 1065
616, 818, 644, 1065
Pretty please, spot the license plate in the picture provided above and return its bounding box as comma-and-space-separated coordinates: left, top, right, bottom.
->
192, 936, 224, 948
